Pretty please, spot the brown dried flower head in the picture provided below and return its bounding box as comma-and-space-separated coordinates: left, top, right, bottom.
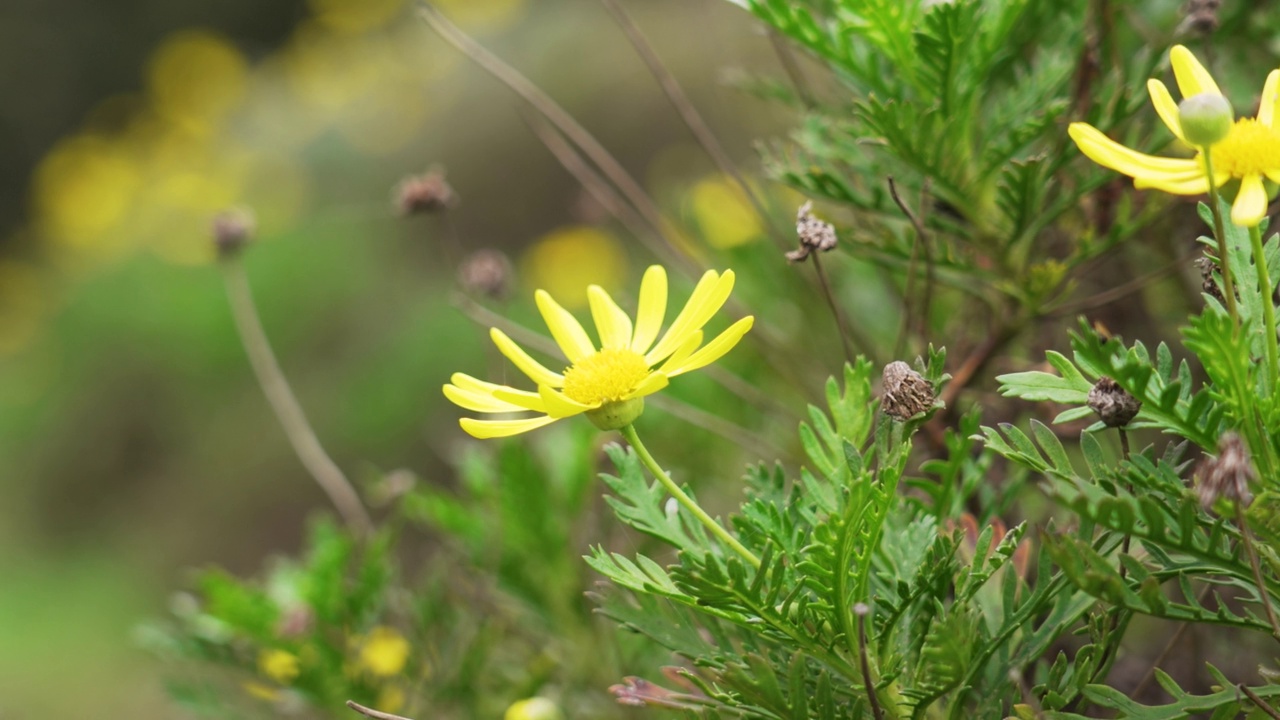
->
457, 249, 513, 301
786, 201, 838, 263
881, 361, 935, 420
1177, 0, 1221, 36
211, 207, 256, 258
1197, 432, 1255, 509
395, 166, 457, 215
1086, 376, 1141, 427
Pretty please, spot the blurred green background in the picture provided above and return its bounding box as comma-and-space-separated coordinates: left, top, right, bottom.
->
0, 0, 798, 715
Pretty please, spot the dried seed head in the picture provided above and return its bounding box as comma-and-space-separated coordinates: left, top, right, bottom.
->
881, 361, 935, 420
395, 166, 457, 215
457, 249, 513, 300
1197, 432, 1255, 509
1087, 376, 1141, 427
786, 201, 838, 263
1177, 0, 1221, 36
211, 208, 256, 258
1196, 256, 1227, 304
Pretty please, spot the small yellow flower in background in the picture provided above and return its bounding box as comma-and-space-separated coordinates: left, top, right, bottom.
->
522, 225, 628, 309
689, 175, 762, 249
444, 265, 754, 438
1068, 44, 1280, 227
257, 648, 301, 684
356, 626, 411, 677
243, 680, 281, 702
505, 697, 564, 720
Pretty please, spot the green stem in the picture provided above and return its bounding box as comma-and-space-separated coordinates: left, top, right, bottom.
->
1202, 151, 1239, 324
620, 424, 760, 568
1248, 223, 1280, 393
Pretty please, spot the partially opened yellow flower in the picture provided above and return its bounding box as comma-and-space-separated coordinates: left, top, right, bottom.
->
1068, 44, 1280, 226
445, 265, 754, 438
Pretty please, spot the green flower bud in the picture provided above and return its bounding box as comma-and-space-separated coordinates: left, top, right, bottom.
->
1178, 93, 1234, 147
504, 697, 564, 720
584, 396, 644, 431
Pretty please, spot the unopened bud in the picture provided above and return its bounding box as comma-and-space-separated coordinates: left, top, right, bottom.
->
212, 208, 256, 258
881, 361, 935, 420
457, 249, 513, 300
504, 697, 564, 720
1197, 432, 1255, 509
395, 166, 457, 215
1086, 377, 1141, 427
1178, 93, 1233, 147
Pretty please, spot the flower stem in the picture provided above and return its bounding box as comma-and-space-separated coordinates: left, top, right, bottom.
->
1202, 151, 1239, 324
620, 424, 760, 568
1248, 223, 1280, 392
221, 259, 373, 537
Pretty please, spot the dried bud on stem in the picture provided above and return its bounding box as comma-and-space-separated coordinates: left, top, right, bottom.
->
1087, 377, 1142, 428
881, 361, 935, 420
212, 208, 256, 259
1177, 0, 1221, 37
457, 249, 513, 300
1196, 256, 1227, 304
1197, 432, 1256, 509
786, 201, 838, 263
395, 166, 458, 215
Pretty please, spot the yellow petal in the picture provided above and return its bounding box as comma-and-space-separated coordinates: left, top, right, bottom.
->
1068, 123, 1202, 178
491, 328, 564, 387
443, 382, 529, 414
535, 290, 596, 362
657, 330, 703, 374
630, 265, 668, 353
1132, 166, 1213, 194
1170, 45, 1221, 98
630, 371, 669, 398
587, 285, 634, 350
647, 270, 735, 363
663, 316, 755, 377
1260, 70, 1280, 128
537, 385, 594, 418
1231, 173, 1269, 226
460, 416, 558, 439
491, 387, 549, 413
1147, 79, 1185, 141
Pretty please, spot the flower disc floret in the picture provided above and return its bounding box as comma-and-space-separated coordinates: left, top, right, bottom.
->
443, 265, 755, 439
562, 348, 650, 405
1068, 44, 1280, 226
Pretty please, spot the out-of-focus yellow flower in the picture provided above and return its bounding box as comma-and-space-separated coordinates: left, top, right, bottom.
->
243, 681, 281, 702
0, 261, 47, 357
505, 697, 564, 720
522, 225, 628, 310
148, 31, 248, 134
257, 648, 301, 684
309, 0, 404, 33
1068, 44, 1280, 227
433, 0, 528, 30
375, 684, 407, 714
444, 265, 754, 438
689, 175, 762, 249
356, 626, 411, 677
34, 136, 140, 255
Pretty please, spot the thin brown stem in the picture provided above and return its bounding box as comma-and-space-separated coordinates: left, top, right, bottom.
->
221, 261, 372, 537
518, 107, 657, 249
1236, 504, 1280, 642
767, 28, 816, 109
347, 700, 416, 720
1240, 684, 1280, 720
855, 605, 885, 720
418, 3, 696, 275
888, 177, 934, 357
811, 252, 855, 366
1131, 583, 1213, 699
598, 0, 789, 251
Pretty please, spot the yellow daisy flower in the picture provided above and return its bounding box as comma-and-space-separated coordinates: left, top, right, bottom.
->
444, 265, 754, 438
1068, 44, 1280, 226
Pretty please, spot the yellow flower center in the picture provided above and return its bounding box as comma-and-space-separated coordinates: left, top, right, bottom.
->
1209, 118, 1280, 178
561, 348, 651, 405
